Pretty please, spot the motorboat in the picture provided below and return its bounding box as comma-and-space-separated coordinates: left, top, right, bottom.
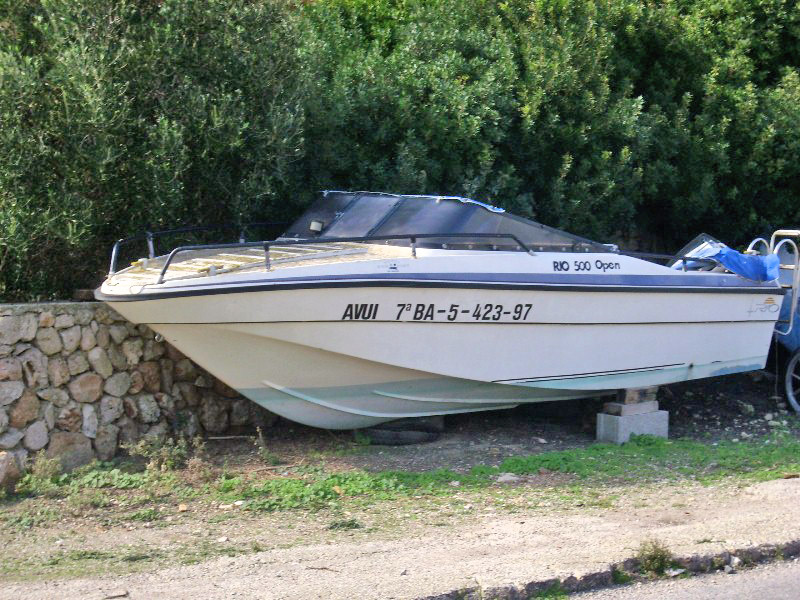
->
96, 191, 794, 429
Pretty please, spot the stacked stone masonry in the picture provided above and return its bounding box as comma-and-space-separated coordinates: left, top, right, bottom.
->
0, 302, 278, 476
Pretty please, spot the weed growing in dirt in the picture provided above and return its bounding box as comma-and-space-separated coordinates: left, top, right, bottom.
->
328, 517, 362, 530
255, 427, 283, 465
177, 540, 248, 565
45, 549, 115, 566
230, 471, 411, 512
216, 473, 244, 494
184, 455, 219, 483
0, 506, 58, 530
127, 436, 205, 472
530, 582, 568, 598
611, 567, 633, 584
17, 454, 62, 497
11, 436, 213, 508
353, 430, 372, 446
66, 490, 113, 512
128, 508, 160, 522
120, 550, 159, 563
258, 449, 282, 466
638, 539, 673, 576
73, 467, 148, 490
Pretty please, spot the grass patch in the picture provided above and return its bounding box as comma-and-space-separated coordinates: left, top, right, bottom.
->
120, 552, 154, 563
208, 434, 800, 513
15, 459, 149, 499
531, 582, 568, 598
0, 506, 58, 530
492, 433, 800, 482
177, 541, 248, 565
7, 434, 800, 522
45, 549, 115, 566
14, 437, 209, 501
353, 430, 372, 446
128, 508, 160, 522
225, 470, 420, 512
611, 567, 633, 584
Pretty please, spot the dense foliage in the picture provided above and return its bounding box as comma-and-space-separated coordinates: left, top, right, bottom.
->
1, 0, 799, 300
0, 0, 304, 298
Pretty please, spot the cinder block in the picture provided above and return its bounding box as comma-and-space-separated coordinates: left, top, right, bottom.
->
596, 410, 669, 444
603, 400, 659, 416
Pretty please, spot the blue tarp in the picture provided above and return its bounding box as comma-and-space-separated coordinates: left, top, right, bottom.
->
672, 241, 780, 282
714, 247, 780, 282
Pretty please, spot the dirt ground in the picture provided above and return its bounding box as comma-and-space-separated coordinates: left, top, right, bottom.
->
2, 372, 799, 599
3, 477, 800, 599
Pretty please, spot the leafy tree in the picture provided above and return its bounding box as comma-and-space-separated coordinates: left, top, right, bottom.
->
2, 0, 799, 300
0, 0, 303, 300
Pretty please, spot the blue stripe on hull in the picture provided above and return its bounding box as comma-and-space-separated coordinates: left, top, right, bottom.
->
257, 271, 779, 290
97, 269, 783, 302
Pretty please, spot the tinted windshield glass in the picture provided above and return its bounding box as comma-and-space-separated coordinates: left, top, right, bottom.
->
371, 198, 477, 235
323, 194, 399, 237
282, 192, 355, 238
283, 191, 609, 252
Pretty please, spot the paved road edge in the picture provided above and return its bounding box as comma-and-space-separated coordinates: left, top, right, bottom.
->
420, 539, 800, 599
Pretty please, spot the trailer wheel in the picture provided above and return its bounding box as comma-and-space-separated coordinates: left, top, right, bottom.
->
784, 349, 800, 413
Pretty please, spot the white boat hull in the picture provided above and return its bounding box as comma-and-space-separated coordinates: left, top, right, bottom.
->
107, 281, 780, 428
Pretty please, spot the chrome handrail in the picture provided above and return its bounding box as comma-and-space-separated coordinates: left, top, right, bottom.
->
772, 236, 800, 336
153, 233, 537, 285
107, 222, 287, 275
746, 237, 770, 255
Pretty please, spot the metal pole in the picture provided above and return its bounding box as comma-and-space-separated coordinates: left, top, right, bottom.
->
146, 232, 155, 259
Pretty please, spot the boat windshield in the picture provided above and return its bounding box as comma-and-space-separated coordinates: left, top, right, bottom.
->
283, 191, 609, 252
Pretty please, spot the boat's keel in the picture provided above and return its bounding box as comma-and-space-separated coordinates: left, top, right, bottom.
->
241, 377, 602, 429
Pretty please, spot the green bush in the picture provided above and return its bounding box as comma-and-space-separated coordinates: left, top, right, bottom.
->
0, 0, 304, 300
1, 0, 799, 300
300, 0, 800, 246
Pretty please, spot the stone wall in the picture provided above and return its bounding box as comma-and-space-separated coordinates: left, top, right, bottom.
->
0, 302, 277, 476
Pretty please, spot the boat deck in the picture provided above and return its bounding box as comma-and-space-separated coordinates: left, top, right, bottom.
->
108, 242, 411, 287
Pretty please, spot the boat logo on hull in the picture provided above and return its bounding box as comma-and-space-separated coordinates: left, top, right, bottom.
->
748, 296, 779, 314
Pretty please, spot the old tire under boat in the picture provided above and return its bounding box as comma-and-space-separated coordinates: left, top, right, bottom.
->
359, 428, 441, 446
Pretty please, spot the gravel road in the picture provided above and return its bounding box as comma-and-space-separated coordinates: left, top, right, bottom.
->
3, 478, 800, 600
